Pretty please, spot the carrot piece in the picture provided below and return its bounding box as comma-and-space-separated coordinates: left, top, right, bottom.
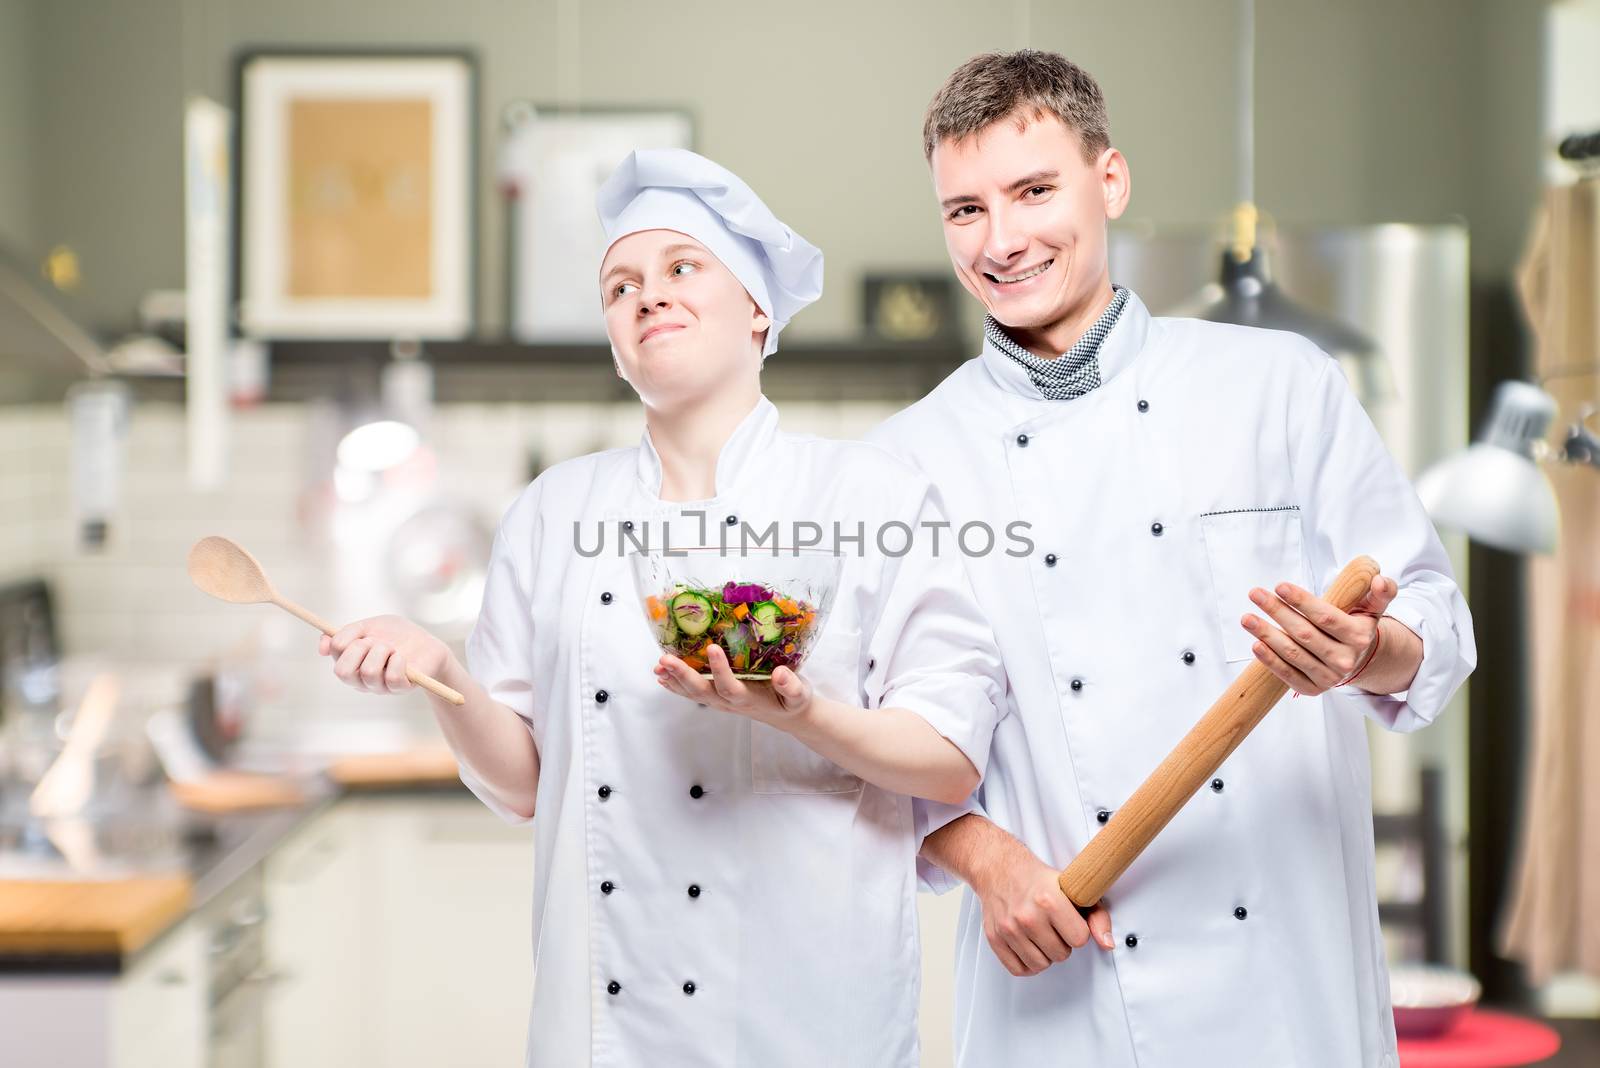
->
647, 596, 666, 620
732, 603, 749, 620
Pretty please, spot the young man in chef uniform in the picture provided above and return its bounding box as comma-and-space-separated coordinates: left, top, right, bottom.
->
868, 50, 1477, 1067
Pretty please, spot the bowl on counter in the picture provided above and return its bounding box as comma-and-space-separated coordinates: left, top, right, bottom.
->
1390, 964, 1482, 1037
629, 547, 842, 680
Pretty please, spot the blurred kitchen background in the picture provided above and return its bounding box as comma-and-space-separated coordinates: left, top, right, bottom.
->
1, 0, 1598, 1065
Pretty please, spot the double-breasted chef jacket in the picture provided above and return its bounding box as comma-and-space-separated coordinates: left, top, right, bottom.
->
460, 397, 1006, 1068
868, 290, 1477, 1068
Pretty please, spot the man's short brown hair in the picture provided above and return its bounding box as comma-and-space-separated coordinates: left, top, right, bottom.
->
922, 49, 1110, 163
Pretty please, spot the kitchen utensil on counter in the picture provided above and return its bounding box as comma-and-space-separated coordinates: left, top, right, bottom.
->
166, 770, 305, 814
186, 536, 465, 705
29, 672, 119, 819
0, 578, 61, 731
144, 706, 306, 814
1059, 556, 1381, 908
186, 671, 232, 764
1389, 963, 1482, 1037
628, 547, 843, 680
326, 744, 459, 790
8, 669, 181, 873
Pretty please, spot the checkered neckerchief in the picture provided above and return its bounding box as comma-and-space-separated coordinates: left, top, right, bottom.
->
984, 285, 1130, 400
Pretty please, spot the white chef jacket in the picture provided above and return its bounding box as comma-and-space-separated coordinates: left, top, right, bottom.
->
868, 291, 1476, 1068
459, 396, 1005, 1068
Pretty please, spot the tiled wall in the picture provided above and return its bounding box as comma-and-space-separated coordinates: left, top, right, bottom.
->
1, 398, 903, 758
0, 407, 61, 589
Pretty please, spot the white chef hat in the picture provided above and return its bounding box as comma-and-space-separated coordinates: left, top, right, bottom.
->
597, 149, 823, 359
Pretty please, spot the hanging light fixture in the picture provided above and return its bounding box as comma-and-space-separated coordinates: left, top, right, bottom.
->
334, 338, 433, 501
1198, 0, 1384, 397
1415, 381, 1560, 554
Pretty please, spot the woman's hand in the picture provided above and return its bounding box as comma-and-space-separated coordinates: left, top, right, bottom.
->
655, 643, 814, 728
319, 614, 452, 697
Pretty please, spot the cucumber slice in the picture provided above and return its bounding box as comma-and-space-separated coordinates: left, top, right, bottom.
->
749, 601, 782, 642
670, 591, 714, 637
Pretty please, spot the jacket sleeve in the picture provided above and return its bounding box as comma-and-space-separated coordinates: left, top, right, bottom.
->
860, 476, 1008, 782
1288, 348, 1477, 732
458, 482, 542, 823
913, 793, 990, 895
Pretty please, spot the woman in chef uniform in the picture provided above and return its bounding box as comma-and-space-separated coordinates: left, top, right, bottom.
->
318, 148, 1007, 1068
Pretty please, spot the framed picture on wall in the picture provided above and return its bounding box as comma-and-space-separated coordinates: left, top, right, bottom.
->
237, 51, 476, 339
499, 104, 694, 342
861, 273, 960, 342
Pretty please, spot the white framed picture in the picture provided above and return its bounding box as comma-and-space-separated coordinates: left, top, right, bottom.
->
499, 104, 693, 343
239, 52, 475, 339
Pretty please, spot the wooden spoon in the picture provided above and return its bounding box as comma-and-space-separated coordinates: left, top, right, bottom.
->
186, 535, 465, 705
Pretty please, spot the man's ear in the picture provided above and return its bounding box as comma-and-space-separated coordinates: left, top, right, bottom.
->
1100, 147, 1131, 221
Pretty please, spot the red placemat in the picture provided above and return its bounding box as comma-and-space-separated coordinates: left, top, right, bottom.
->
1398, 1009, 1562, 1067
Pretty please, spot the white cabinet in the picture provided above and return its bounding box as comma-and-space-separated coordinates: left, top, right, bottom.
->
0, 919, 205, 1068
262, 794, 533, 1068
113, 921, 207, 1068
262, 804, 364, 1068
358, 795, 533, 1068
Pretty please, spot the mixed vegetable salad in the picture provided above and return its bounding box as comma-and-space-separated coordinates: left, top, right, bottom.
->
646, 580, 821, 677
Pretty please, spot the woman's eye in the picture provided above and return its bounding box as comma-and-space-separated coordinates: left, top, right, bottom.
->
1026, 186, 1051, 198
948, 205, 979, 221
614, 281, 638, 298
671, 261, 698, 276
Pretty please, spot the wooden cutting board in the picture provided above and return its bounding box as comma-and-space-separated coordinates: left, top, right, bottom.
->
0, 875, 192, 955
168, 770, 307, 813
327, 745, 460, 789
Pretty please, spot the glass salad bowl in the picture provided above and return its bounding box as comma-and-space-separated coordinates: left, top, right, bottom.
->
628, 547, 843, 680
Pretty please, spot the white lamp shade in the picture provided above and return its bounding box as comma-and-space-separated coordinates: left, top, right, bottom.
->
337, 420, 420, 473
1416, 443, 1559, 554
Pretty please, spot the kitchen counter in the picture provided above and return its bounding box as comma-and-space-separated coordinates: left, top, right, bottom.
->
0, 747, 467, 974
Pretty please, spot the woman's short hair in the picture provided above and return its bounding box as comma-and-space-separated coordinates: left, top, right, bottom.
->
922, 49, 1110, 163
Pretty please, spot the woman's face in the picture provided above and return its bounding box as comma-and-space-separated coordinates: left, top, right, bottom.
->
600, 229, 770, 409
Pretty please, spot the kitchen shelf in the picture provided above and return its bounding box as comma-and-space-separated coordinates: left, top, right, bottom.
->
268, 335, 969, 368
6, 336, 973, 406
119, 335, 971, 406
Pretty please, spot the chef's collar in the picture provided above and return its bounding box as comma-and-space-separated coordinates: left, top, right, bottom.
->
980, 287, 1151, 401
635, 395, 781, 501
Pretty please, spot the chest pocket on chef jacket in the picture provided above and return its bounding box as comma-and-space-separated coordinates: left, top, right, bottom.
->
1200, 507, 1313, 663
749, 628, 864, 794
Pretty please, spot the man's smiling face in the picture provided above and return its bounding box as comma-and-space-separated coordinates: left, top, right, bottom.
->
931, 110, 1128, 347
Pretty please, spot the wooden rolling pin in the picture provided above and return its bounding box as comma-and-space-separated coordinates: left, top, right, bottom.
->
1059, 555, 1381, 908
